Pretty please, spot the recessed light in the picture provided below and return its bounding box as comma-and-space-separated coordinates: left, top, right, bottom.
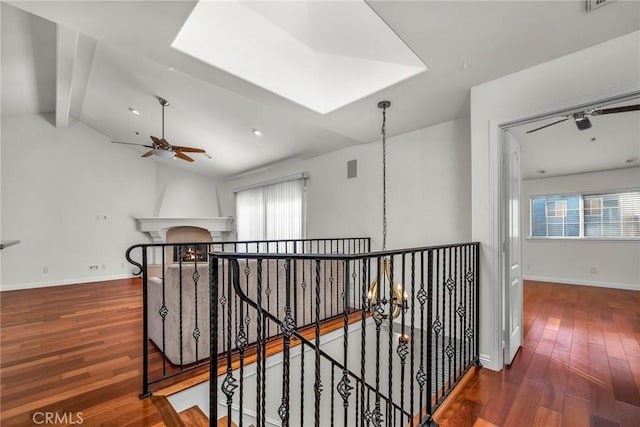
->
252, 129, 263, 137
129, 107, 140, 115
135, 131, 140, 135
590, 137, 597, 142
168, 67, 175, 71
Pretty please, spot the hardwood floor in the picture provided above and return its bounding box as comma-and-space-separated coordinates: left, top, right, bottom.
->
433, 280, 640, 427
1, 279, 638, 426
0, 278, 163, 426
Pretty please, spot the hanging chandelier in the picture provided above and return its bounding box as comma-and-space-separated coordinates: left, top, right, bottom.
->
366, 101, 407, 321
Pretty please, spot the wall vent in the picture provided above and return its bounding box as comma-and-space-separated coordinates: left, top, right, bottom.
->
347, 159, 357, 179
587, 0, 616, 12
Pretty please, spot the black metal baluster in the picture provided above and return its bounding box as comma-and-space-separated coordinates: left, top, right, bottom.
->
255, 259, 264, 427
475, 244, 481, 366
222, 257, 237, 424
218, 252, 227, 356
360, 258, 368, 427
314, 259, 322, 427
324, 241, 327, 319
160, 248, 167, 378
440, 248, 446, 399
236, 260, 249, 427
140, 247, 151, 398
426, 249, 434, 423
293, 243, 298, 327
397, 254, 407, 427
279, 260, 294, 427
453, 246, 459, 382
409, 253, 416, 426
416, 251, 427, 424
373, 257, 382, 427
265, 252, 271, 339
338, 261, 353, 427
193, 257, 200, 363
301, 341, 305, 427
209, 256, 219, 424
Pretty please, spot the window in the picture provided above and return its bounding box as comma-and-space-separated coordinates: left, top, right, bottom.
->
235, 176, 306, 247
530, 190, 640, 239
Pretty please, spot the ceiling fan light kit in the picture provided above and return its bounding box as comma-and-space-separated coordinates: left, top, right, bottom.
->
111, 97, 206, 162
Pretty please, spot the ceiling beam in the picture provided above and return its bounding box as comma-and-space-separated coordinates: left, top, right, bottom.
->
55, 25, 79, 128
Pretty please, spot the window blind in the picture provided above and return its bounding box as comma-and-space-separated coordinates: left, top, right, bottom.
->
235, 177, 306, 249
530, 190, 640, 239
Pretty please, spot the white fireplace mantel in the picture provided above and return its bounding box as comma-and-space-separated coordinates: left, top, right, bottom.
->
135, 217, 234, 243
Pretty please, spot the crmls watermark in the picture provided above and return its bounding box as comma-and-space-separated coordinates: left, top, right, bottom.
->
32, 412, 84, 425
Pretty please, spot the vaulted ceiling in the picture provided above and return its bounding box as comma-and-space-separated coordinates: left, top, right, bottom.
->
2, 1, 639, 179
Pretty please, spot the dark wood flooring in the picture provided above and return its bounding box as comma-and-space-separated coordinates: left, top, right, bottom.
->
433, 280, 640, 427
1, 279, 638, 426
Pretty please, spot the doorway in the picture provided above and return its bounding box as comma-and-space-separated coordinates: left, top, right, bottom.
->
492, 88, 640, 369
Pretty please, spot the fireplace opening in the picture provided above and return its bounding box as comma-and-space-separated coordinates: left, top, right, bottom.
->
173, 244, 209, 263
166, 226, 212, 264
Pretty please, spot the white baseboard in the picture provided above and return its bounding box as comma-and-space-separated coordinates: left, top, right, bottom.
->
0, 274, 135, 291
523, 275, 638, 291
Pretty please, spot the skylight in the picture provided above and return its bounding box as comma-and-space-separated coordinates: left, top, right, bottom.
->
171, 0, 427, 114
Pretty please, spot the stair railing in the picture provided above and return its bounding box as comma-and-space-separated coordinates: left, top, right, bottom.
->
126, 237, 370, 398
211, 242, 480, 427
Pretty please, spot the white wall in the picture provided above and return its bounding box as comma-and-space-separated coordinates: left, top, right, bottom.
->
523, 168, 640, 290
219, 117, 472, 249
471, 31, 640, 370
1, 113, 220, 290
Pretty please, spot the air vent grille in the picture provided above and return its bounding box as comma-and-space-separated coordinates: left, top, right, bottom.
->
587, 0, 616, 11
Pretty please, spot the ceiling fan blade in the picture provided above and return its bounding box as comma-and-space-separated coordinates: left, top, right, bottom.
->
150, 135, 171, 148
525, 117, 571, 134
172, 145, 206, 153
111, 141, 153, 148
174, 151, 194, 162
141, 150, 154, 158
591, 104, 640, 116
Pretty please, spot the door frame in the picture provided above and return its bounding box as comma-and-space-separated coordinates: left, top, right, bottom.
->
487, 83, 640, 369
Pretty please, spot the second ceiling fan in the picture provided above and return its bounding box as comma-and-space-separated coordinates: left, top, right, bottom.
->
112, 97, 206, 162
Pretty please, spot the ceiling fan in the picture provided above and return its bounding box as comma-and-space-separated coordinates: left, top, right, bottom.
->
111, 97, 206, 162
525, 103, 640, 134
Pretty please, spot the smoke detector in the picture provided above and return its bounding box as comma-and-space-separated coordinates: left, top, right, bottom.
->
587, 0, 616, 12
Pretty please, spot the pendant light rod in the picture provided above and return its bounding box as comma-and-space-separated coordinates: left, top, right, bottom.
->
378, 100, 390, 251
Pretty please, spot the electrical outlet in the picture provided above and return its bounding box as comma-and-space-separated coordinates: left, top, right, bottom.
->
121, 262, 125, 269
89, 264, 99, 270
43, 266, 48, 274
590, 267, 597, 274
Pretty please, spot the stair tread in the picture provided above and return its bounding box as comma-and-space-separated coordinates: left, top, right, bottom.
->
215, 415, 239, 427
179, 405, 209, 427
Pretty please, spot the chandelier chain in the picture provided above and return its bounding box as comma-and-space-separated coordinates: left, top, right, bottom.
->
381, 105, 387, 252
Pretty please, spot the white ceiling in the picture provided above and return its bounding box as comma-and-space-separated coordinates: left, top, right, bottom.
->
512, 99, 640, 179
2, 0, 639, 179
